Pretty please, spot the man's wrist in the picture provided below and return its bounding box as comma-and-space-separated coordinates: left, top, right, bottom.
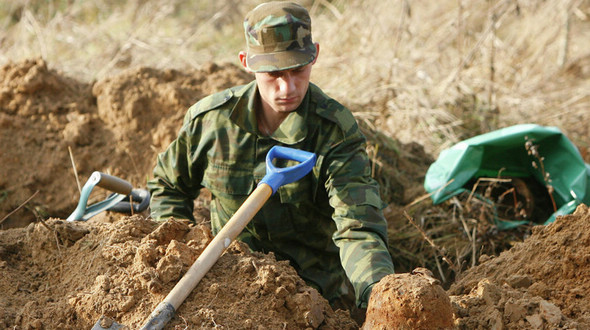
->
359, 282, 376, 308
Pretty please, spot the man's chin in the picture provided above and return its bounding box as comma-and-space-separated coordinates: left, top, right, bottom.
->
274, 104, 299, 113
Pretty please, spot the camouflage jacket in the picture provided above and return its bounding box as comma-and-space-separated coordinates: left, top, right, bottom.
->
148, 81, 394, 307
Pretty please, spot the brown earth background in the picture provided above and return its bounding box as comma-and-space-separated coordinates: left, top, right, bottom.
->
1, 1, 590, 329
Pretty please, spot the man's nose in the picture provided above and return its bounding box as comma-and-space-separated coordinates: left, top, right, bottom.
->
278, 74, 295, 93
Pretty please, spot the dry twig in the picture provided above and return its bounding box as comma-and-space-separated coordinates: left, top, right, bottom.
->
405, 178, 455, 209
0, 190, 40, 225
525, 137, 557, 212
69, 146, 82, 194
403, 210, 459, 275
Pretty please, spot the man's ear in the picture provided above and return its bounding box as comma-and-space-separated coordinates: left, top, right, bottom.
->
311, 43, 320, 65
238, 51, 252, 73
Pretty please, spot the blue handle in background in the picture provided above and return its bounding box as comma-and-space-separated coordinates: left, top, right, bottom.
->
259, 146, 317, 194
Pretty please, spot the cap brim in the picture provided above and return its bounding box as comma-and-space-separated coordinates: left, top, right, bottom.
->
246, 48, 316, 73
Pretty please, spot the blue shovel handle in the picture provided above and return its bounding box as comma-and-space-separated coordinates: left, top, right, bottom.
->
66, 172, 133, 221
259, 146, 316, 194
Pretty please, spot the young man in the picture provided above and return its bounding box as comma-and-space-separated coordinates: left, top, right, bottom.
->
148, 1, 394, 310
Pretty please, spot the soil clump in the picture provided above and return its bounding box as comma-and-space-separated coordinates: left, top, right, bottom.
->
364, 268, 454, 329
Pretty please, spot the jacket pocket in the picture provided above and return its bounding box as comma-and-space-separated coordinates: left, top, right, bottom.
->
201, 161, 254, 196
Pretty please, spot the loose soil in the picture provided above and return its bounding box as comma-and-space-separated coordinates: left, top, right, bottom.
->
0, 214, 357, 329
1, 59, 590, 329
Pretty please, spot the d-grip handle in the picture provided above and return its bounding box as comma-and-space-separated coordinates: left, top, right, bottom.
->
66, 171, 134, 221
107, 188, 151, 214
94, 172, 133, 195
259, 146, 317, 194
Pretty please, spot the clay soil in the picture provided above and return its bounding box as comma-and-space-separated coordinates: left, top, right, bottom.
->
1, 59, 590, 329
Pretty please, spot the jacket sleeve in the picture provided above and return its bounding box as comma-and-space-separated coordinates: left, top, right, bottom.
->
147, 116, 203, 222
324, 128, 395, 308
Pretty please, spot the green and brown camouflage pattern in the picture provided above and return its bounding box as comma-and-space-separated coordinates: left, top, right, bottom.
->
243, 1, 317, 72
148, 81, 395, 307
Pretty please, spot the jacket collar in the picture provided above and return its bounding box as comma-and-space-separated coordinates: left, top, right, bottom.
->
230, 80, 309, 145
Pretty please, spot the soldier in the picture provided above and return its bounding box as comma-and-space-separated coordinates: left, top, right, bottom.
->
148, 1, 394, 318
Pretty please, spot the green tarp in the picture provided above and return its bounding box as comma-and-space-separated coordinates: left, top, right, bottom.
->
424, 124, 590, 229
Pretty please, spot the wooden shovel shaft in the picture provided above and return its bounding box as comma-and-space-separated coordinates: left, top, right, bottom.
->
140, 184, 273, 329
132, 147, 314, 329
160, 183, 272, 310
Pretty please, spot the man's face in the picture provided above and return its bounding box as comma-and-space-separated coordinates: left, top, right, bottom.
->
254, 63, 313, 115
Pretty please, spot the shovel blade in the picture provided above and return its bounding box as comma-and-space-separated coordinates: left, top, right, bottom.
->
92, 316, 128, 330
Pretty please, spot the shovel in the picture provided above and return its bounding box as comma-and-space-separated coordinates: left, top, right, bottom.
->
92, 146, 316, 330
66, 171, 150, 222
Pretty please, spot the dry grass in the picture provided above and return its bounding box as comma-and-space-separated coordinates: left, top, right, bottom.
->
311, 0, 590, 154
0, 0, 260, 78
1, 0, 588, 154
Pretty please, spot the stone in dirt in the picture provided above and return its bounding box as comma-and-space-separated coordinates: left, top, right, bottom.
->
363, 267, 454, 330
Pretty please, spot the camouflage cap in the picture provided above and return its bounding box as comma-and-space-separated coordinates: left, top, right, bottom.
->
243, 1, 317, 73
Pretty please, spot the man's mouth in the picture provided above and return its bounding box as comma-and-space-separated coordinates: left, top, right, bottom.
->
277, 96, 298, 104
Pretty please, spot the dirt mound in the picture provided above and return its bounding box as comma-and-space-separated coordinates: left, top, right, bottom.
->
0, 58, 251, 228
0, 58, 95, 227
0, 215, 357, 329
449, 204, 590, 329
4, 209, 590, 329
